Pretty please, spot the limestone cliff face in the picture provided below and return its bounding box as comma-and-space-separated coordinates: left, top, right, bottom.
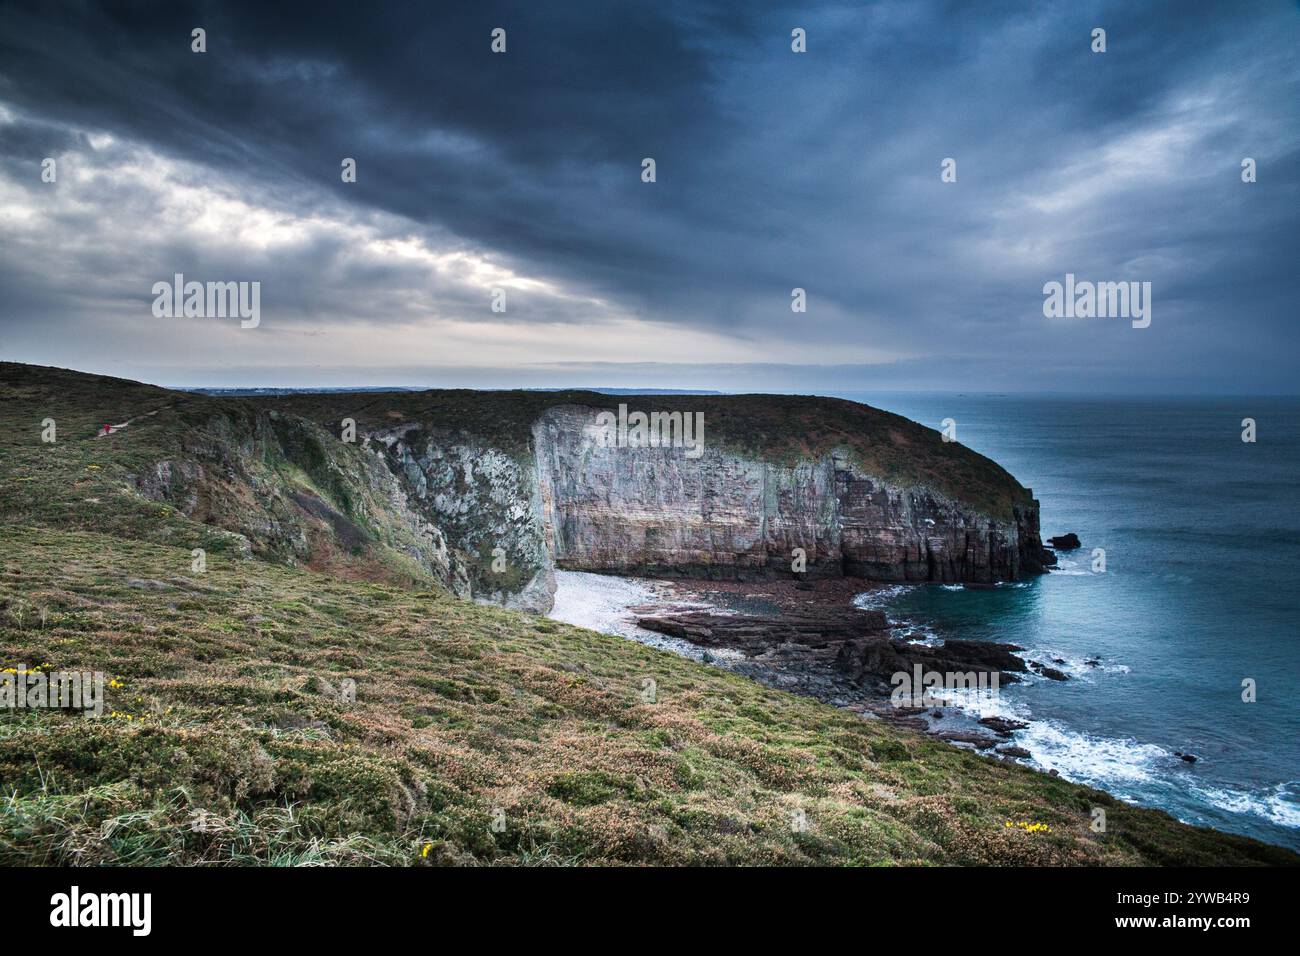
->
531, 405, 1046, 588
533, 405, 833, 578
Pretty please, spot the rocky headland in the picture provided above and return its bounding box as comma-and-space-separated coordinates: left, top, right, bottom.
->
1, 365, 1056, 615
265, 387, 1059, 614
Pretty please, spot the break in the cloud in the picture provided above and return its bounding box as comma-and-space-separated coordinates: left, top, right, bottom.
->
0, 0, 1297, 391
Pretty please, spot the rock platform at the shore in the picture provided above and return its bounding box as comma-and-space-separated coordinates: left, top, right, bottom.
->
636, 607, 1027, 689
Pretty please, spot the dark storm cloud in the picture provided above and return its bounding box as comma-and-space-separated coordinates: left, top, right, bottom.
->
0, 0, 1297, 390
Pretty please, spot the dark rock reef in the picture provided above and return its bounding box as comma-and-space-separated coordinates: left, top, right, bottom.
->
636, 606, 1027, 695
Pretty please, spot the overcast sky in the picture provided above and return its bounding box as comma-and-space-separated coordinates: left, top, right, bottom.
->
1, 0, 1297, 392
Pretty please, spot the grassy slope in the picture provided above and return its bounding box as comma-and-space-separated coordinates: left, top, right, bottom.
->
1, 525, 1294, 866
0, 363, 445, 588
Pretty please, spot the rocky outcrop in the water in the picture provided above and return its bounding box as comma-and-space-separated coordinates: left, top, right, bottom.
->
1047, 532, 1081, 550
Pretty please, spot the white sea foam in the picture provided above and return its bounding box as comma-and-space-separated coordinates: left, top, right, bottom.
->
1047, 554, 1093, 576
921, 660, 1167, 790
1018, 721, 1169, 790
853, 588, 944, 644
895, 624, 943, 646
933, 683, 1027, 721
898, 656, 1188, 801
1020, 651, 1130, 681
852, 585, 914, 610
1190, 782, 1300, 829
927, 680, 1169, 792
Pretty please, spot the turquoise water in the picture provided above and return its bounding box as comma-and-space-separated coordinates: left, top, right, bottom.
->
830, 392, 1300, 850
